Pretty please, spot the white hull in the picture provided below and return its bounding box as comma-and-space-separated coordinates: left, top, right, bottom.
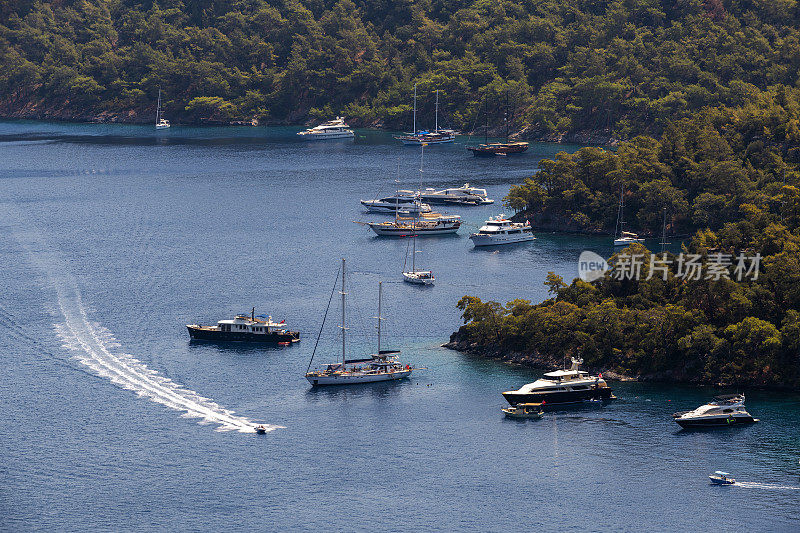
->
403, 272, 434, 285
470, 232, 535, 246
297, 131, 354, 140
401, 136, 455, 145
306, 369, 412, 385
155, 124, 170, 129
614, 237, 644, 246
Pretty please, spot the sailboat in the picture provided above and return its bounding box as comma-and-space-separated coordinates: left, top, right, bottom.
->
394, 86, 456, 145
467, 92, 528, 156
613, 183, 644, 246
305, 261, 414, 386
155, 87, 170, 129
402, 143, 435, 285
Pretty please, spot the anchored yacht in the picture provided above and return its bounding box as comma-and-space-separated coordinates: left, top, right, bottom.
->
419, 183, 494, 205
361, 192, 431, 214
357, 212, 462, 236
187, 309, 300, 344
394, 87, 456, 145
305, 263, 415, 386
470, 215, 534, 246
502, 358, 615, 406
297, 117, 354, 140
673, 394, 758, 428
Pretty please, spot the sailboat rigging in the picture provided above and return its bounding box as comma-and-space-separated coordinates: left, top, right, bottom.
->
466, 91, 528, 156
305, 260, 415, 386
394, 85, 456, 145
402, 144, 435, 285
155, 87, 170, 129
613, 183, 644, 246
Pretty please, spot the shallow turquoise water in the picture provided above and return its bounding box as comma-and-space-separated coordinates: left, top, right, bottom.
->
1, 121, 798, 531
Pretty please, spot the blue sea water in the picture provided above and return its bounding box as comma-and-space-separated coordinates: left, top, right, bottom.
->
1, 121, 798, 532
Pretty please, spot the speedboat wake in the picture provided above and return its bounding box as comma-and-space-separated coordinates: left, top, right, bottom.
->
2, 205, 279, 433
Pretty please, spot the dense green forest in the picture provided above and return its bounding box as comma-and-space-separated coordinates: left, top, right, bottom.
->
2, 0, 800, 135
450, 224, 800, 388
457, 99, 800, 388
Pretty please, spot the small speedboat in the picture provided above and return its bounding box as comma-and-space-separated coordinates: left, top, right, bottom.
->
502, 403, 543, 419
709, 471, 735, 485
255, 425, 268, 434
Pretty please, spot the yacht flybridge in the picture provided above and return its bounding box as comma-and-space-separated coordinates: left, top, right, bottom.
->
673, 394, 758, 428
305, 261, 415, 386
470, 215, 534, 246
502, 357, 615, 406
419, 183, 494, 205
187, 309, 300, 344
360, 191, 432, 214
297, 117, 355, 140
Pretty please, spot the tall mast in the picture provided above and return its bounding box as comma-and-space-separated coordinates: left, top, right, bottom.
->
484, 95, 488, 145
341, 258, 346, 366
413, 83, 417, 135
377, 281, 382, 355
660, 207, 668, 254
156, 87, 161, 125
435, 90, 439, 133
615, 183, 624, 238
505, 91, 509, 143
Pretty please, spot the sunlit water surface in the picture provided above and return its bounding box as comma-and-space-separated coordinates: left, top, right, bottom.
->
1, 122, 798, 531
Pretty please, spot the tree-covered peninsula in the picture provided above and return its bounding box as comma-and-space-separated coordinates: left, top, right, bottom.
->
452, 106, 800, 389
2, 0, 800, 137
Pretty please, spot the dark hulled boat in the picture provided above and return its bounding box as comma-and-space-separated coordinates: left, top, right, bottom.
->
502, 357, 615, 406
187, 309, 299, 345
467, 141, 529, 157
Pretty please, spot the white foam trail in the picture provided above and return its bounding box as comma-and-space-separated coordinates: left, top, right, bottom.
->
2, 205, 280, 434
735, 481, 800, 491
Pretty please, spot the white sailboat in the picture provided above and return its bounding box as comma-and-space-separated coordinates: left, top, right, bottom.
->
305, 261, 414, 386
155, 87, 170, 129
613, 183, 643, 246
403, 143, 435, 285
394, 86, 456, 145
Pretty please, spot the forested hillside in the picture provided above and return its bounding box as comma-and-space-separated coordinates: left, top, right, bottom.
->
2, 0, 800, 134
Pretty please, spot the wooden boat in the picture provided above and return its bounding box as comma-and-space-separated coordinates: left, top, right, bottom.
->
502, 403, 544, 419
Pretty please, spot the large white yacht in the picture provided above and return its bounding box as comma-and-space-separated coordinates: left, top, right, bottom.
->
361, 191, 432, 214
502, 358, 615, 406
469, 215, 535, 246
419, 183, 494, 205
297, 117, 354, 140
305, 263, 415, 386
673, 394, 758, 428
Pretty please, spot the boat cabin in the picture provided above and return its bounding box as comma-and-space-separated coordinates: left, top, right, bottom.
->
215, 315, 287, 335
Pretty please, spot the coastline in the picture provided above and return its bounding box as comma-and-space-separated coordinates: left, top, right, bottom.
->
442, 331, 795, 390
0, 111, 621, 146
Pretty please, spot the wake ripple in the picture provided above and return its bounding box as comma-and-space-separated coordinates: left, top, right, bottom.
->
3, 205, 279, 433
735, 481, 800, 491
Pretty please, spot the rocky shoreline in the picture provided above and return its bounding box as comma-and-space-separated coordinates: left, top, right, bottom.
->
442, 330, 780, 388
442, 334, 638, 382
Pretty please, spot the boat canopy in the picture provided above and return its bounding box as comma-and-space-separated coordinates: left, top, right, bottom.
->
543, 369, 588, 378
714, 471, 730, 476
345, 357, 376, 364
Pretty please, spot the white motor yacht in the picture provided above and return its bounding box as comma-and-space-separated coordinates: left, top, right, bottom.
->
614, 231, 645, 246
419, 183, 494, 205
361, 191, 431, 214
297, 117, 355, 140
305, 263, 415, 386
673, 394, 758, 428
470, 215, 535, 246
502, 358, 615, 406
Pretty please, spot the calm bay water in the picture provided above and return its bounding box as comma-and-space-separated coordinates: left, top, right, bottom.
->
1, 121, 798, 531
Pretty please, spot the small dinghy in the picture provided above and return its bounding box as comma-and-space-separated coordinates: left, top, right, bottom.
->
255, 425, 268, 434
502, 403, 544, 419
709, 471, 735, 485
